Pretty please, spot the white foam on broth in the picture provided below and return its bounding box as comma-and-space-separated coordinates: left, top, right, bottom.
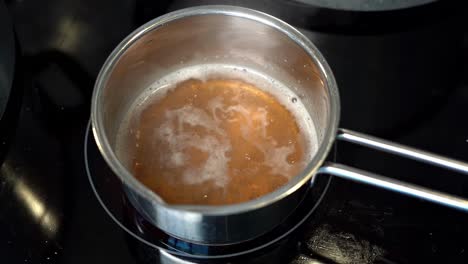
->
115, 64, 318, 189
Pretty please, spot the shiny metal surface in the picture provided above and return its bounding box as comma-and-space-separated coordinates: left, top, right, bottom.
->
337, 129, 468, 175
91, 4, 468, 246
4, 0, 467, 261
319, 129, 468, 212
0, 0, 15, 120
319, 163, 468, 212
159, 249, 196, 264
86, 115, 333, 259
92, 5, 339, 244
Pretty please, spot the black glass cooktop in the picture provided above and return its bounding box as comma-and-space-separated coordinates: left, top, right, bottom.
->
1, 0, 468, 263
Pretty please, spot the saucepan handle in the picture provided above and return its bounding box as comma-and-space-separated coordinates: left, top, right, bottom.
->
317, 128, 468, 212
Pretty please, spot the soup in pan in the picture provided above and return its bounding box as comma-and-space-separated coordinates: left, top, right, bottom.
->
116, 65, 318, 205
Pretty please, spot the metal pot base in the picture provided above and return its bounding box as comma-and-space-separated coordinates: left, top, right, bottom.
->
84, 120, 332, 259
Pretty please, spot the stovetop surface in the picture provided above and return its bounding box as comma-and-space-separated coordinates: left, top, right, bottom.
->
1, 0, 468, 263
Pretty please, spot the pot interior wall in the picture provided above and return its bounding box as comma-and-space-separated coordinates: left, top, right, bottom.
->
98, 13, 331, 167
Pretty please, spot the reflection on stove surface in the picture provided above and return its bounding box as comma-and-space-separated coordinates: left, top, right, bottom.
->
2, 0, 468, 263
85, 126, 331, 262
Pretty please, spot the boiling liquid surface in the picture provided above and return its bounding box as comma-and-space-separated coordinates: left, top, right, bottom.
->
117, 66, 317, 205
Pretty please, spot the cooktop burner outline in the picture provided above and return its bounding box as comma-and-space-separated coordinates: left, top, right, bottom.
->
84, 120, 332, 260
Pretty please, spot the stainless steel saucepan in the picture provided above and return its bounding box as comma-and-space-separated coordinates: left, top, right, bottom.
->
91, 5, 468, 245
